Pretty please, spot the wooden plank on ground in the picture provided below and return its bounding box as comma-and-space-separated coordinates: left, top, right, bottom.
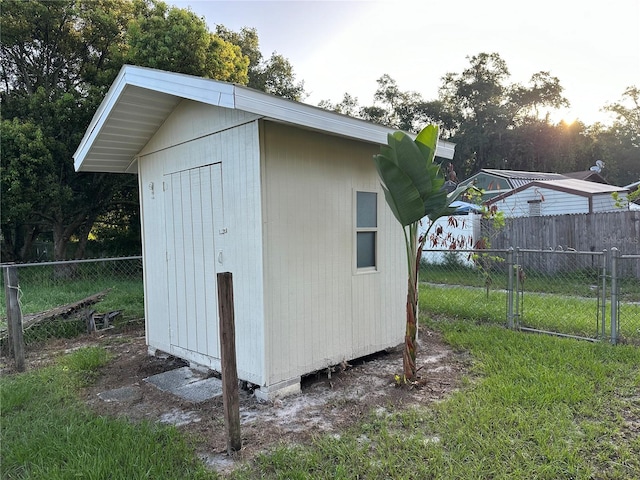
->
0, 289, 110, 340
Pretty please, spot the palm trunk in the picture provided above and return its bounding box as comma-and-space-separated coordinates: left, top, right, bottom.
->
402, 224, 426, 381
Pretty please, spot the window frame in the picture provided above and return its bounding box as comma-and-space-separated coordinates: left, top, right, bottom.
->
354, 190, 379, 273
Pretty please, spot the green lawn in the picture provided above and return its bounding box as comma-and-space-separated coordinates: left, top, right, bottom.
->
233, 320, 640, 479
3, 318, 638, 479
1, 273, 144, 343
1, 347, 215, 480
420, 282, 640, 343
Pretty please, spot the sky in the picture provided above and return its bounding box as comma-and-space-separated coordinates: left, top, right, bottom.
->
169, 0, 640, 126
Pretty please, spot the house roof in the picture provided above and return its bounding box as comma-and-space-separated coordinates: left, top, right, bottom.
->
485, 178, 628, 205
478, 169, 568, 188
562, 170, 608, 184
74, 65, 455, 173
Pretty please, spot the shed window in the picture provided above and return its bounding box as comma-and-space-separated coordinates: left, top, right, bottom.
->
356, 191, 377, 269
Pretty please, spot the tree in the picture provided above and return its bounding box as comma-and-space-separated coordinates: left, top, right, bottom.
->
318, 93, 361, 117
360, 74, 441, 134
216, 26, 306, 101
438, 52, 569, 176
127, 1, 249, 83
374, 125, 467, 382
1, 0, 137, 261
0, 0, 259, 262
0, 119, 55, 260
594, 86, 640, 186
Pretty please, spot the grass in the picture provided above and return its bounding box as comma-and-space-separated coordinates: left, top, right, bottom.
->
0, 274, 144, 343
1, 266, 639, 478
420, 261, 640, 300
1, 277, 144, 319
2, 319, 639, 479
419, 282, 640, 342
1, 346, 216, 480
232, 321, 640, 479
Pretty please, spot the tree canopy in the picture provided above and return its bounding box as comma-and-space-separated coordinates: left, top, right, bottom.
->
321, 52, 639, 186
1, 0, 306, 262
215, 26, 306, 101
2, 0, 637, 264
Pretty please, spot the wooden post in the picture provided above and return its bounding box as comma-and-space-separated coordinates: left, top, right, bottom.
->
217, 272, 241, 453
3, 266, 25, 372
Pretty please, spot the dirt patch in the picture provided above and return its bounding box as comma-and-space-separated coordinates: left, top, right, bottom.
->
2, 326, 471, 475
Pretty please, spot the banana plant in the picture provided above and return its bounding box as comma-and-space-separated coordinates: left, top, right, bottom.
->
374, 125, 467, 382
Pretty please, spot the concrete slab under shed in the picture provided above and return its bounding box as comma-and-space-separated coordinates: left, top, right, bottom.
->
144, 366, 223, 403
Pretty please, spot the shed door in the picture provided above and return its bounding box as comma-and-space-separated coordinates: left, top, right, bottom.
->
164, 162, 225, 359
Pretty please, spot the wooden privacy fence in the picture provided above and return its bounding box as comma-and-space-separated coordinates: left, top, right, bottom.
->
483, 210, 640, 278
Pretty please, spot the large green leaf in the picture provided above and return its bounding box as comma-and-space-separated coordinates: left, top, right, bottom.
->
375, 124, 470, 227
391, 132, 436, 203
414, 124, 438, 164
374, 154, 425, 226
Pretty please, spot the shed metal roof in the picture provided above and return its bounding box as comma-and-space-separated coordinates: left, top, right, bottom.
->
74, 65, 455, 173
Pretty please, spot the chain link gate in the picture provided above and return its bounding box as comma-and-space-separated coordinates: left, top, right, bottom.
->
421, 246, 639, 346
506, 248, 608, 342
610, 249, 640, 345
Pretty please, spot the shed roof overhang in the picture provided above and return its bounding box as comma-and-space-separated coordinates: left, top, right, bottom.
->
74, 65, 456, 173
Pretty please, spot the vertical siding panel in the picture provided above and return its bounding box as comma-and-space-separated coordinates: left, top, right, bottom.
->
222, 123, 265, 385
262, 123, 404, 385
139, 105, 265, 385
161, 162, 180, 352
188, 169, 206, 353
179, 172, 197, 350
195, 168, 212, 356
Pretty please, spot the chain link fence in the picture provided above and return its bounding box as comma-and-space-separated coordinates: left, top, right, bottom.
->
613, 252, 640, 344
512, 248, 606, 341
3, 248, 639, 371
419, 247, 640, 346
1, 257, 144, 366
419, 248, 510, 325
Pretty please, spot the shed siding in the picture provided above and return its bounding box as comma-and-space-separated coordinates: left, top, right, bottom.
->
138, 99, 261, 158
138, 101, 265, 384
260, 122, 405, 385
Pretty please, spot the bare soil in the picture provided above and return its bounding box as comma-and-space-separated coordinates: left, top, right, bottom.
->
2, 325, 471, 475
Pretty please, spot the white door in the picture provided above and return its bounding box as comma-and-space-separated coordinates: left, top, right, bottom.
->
164, 162, 225, 359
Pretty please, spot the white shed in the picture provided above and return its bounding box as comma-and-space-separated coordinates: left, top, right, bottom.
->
485, 178, 629, 218
74, 65, 455, 399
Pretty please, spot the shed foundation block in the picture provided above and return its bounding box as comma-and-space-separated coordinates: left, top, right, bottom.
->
254, 377, 301, 401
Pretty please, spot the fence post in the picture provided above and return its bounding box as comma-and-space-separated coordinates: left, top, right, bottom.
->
514, 248, 522, 328
217, 272, 241, 454
600, 250, 607, 340
506, 248, 514, 329
3, 265, 25, 371
610, 248, 619, 345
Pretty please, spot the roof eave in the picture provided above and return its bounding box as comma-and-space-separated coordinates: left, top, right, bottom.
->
74, 65, 456, 173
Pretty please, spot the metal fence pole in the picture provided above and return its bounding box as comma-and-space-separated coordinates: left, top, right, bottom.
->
514, 248, 522, 328
3, 265, 25, 371
600, 250, 607, 340
610, 248, 619, 345
507, 248, 514, 329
